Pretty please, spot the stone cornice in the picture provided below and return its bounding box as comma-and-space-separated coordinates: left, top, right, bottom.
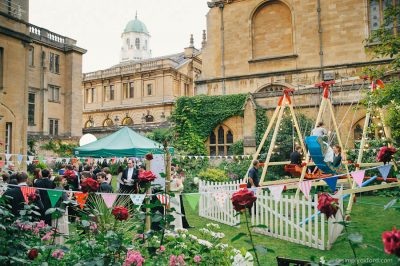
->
83, 101, 175, 114
0, 25, 30, 42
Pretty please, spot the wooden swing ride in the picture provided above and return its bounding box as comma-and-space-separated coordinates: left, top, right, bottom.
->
245, 75, 400, 215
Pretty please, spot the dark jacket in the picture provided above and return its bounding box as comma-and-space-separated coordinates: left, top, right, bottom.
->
121, 167, 138, 184
99, 182, 113, 193
290, 151, 302, 166
3, 186, 44, 217
34, 178, 55, 210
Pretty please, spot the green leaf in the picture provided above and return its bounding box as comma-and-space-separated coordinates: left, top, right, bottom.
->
348, 233, 363, 244
254, 245, 268, 254
45, 208, 56, 215
231, 232, 246, 242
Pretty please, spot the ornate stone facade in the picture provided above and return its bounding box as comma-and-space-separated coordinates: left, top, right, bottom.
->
198, 0, 393, 154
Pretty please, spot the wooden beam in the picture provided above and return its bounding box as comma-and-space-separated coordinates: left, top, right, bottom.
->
341, 182, 400, 195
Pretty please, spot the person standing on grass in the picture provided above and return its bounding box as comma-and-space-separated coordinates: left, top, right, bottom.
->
97, 172, 113, 193
120, 160, 138, 193
247, 160, 260, 188
34, 169, 55, 225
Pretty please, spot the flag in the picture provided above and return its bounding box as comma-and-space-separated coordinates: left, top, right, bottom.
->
323, 176, 338, 192
74, 192, 88, 209
101, 193, 118, 208
184, 194, 200, 211
214, 192, 228, 208
5, 154, 12, 162
20, 187, 37, 204
378, 164, 392, 180
268, 185, 285, 201
47, 190, 63, 207
0, 161, 4, 168
156, 194, 169, 205
299, 180, 312, 199
17, 154, 23, 164
351, 170, 365, 187
28, 156, 34, 163
130, 194, 146, 207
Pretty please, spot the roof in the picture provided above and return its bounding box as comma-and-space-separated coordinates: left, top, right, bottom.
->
124, 17, 149, 34
112, 52, 189, 68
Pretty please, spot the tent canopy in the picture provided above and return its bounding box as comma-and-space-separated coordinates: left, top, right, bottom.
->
74, 127, 173, 158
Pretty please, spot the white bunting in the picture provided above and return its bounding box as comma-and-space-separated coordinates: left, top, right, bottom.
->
5, 154, 12, 162
299, 180, 312, 199
268, 185, 285, 201
194, 156, 198, 159
130, 194, 146, 206
28, 156, 34, 162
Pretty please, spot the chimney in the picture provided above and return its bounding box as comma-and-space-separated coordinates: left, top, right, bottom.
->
201, 30, 207, 49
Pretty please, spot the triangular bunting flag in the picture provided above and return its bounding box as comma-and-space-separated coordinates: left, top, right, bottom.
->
74, 192, 88, 209
200, 156, 204, 159
47, 190, 63, 207
378, 164, 392, 180
156, 194, 169, 205
5, 154, 12, 162
214, 192, 228, 208
20, 186, 37, 204
0, 160, 4, 168
101, 193, 118, 208
17, 154, 23, 163
184, 194, 199, 211
323, 176, 338, 192
130, 194, 146, 207
28, 156, 34, 162
268, 185, 285, 201
299, 180, 312, 199
351, 170, 365, 187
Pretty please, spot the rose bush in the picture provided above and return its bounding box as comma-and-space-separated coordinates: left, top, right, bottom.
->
139, 171, 157, 183
231, 188, 257, 212
317, 193, 339, 218
382, 227, 400, 257
377, 146, 397, 164
81, 177, 100, 193
112, 206, 130, 221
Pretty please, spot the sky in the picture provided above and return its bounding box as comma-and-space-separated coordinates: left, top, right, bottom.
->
29, 0, 209, 73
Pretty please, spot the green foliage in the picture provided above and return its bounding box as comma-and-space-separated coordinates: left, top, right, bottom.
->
231, 140, 244, 155
145, 128, 174, 144
41, 140, 78, 157
171, 94, 247, 155
255, 108, 268, 147
218, 159, 251, 181
198, 168, 229, 182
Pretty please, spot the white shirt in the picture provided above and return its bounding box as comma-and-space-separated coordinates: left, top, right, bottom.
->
311, 127, 328, 137
127, 167, 134, 184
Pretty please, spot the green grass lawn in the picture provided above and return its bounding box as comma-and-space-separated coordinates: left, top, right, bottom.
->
183, 195, 400, 266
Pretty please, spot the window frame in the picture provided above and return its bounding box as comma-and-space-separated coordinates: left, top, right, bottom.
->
135, 38, 140, 50
208, 125, 234, 156
49, 118, 59, 136
147, 84, 153, 96
369, 0, 399, 36
48, 85, 60, 102
5, 122, 12, 154
110, 84, 115, 101
28, 92, 36, 126
28, 46, 34, 67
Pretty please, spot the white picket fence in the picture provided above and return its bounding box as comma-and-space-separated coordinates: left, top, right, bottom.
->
198, 179, 242, 226
198, 180, 344, 250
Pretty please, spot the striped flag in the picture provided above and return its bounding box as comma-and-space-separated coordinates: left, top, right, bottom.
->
20, 186, 37, 204
156, 194, 169, 205
299, 180, 312, 199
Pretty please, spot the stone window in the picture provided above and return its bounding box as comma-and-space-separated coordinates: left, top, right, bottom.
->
103, 118, 114, 127
110, 85, 115, 100
86, 88, 95, 103
84, 120, 94, 128
354, 124, 363, 141
135, 38, 140, 50
122, 116, 134, 126
252, 0, 293, 59
147, 84, 153, 96
209, 125, 234, 156
184, 83, 189, 96
49, 52, 60, 74
369, 0, 398, 34
145, 114, 154, 123
49, 119, 59, 136
28, 93, 35, 126
257, 84, 286, 93
144, 40, 148, 50
48, 85, 60, 102
129, 82, 134, 98
5, 122, 12, 154
104, 85, 114, 101
28, 47, 34, 67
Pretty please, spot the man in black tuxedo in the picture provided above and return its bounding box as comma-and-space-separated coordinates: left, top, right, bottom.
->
4, 172, 44, 217
97, 172, 113, 193
120, 160, 138, 193
34, 169, 55, 225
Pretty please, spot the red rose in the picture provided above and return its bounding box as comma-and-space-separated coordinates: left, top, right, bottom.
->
81, 178, 99, 193
377, 146, 397, 164
382, 227, 400, 257
138, 171, 157, 183
64, 170, 77, 182
112, 206, 129, 221
231, 188, 257, 212
145, 153, 154, 161
28, 248, 39, 260
27, 192, 39, 203
317, 193, 339, 218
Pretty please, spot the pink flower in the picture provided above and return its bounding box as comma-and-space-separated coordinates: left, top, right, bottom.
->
52, 249, 64, 260
193, 255, 201, 263
36, 220, 46, 230
89, 222, 97, 232
177, 254, 185, 264
159, 245, 166, 252
169, 255, 178, 266
135, 233, 144, 239
123, 250, 145, 266
41, 231, 54, 241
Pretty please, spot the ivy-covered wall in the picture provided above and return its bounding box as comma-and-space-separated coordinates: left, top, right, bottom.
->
171, 94, 248, 155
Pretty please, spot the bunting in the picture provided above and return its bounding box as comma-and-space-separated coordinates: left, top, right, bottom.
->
20, 186, 37, 204
378, 164, 392, 180
156, 194, 169, 205
130, 194, 146, 207
298, 180, 312, 199
0, 160, 4, 168
5, 154, 12, 162
323, 176, 339, 192
268, 185, 285, 201
74, 192, 88, 209
101, 193, 118, 208
47, 190, 63, 207
351, 170, 365, 187
184, 194, 200, 211
17, 154, 23, 164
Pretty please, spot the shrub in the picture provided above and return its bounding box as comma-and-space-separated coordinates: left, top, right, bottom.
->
198, 168, 229, 182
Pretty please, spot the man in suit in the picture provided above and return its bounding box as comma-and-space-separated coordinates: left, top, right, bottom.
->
4, 172, 44, 217
34, 169, 55, 225
120, 160, 138, 193
97, 172, 113, 193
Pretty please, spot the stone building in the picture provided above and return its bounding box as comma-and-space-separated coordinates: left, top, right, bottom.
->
82, 17, 202, 137
198, 0, 394, 155
0, 0, 86, 160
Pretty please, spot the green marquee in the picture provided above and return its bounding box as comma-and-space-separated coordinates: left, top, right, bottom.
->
74, 127, 173, 158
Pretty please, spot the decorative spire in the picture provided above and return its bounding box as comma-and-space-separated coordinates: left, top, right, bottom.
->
190, 34, 194, 48
201, 30, 207, 48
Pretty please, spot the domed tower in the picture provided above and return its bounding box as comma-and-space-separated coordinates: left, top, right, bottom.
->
120, 13, 151, 62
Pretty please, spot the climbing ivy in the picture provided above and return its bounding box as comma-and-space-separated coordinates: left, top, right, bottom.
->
171, 94, 247, 155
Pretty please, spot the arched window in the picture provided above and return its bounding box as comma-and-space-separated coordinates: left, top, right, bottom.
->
122, 116, 134, 126
354, 124, 363, 141
145, 115, 154, 123
103, 118, 114, 127
257, 84, 287, 93
208, 125, 234, 156
252, 1, 293, 58
84, 120, 94, 128
135, 38, 140, 50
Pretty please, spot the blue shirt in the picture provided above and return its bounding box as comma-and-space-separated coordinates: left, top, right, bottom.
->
247, 167, 260, 188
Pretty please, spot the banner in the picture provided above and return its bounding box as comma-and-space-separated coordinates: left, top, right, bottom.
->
298, 180, 312, 199
351, 170, 365, 187
130, 194, 146, 207
47, 190, 63, 207
184, 194, 200, 211
268, 185, 284, 201
101, 193, 118, 208
74, 192, 88, 209
378, 164, 392, 180
20, 186, 37, 204
323, 176, 338, 192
